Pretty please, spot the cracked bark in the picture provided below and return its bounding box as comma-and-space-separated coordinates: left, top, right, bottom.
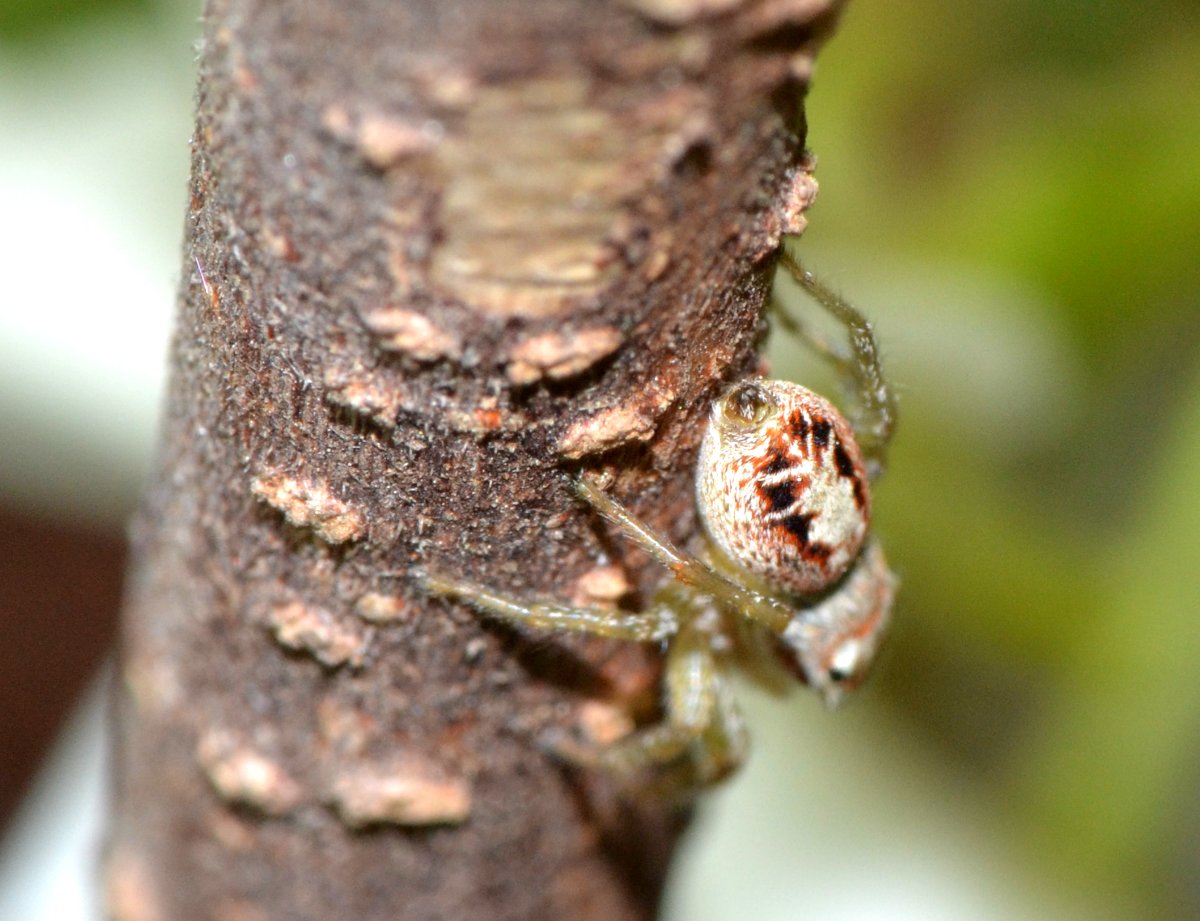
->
107, 1, 843, 919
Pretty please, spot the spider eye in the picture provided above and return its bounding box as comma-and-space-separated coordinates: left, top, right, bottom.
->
723, 383, 773, 427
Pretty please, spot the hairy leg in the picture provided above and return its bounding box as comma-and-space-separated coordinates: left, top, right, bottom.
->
615, 665, 749, 799
776, 249, 897, 478
418, 570, 677, 642
560, 621, 719, 776
573, 476, 792, 634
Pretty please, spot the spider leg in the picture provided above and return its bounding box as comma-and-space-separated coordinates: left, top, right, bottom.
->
573, 476, 792, 634
731, 616, 793, 696
770, 290, 856, 376
418, 571, 678, 642
685, 672, 749, 789
776, 248, 897, 478
613, 667, 749, 802
556, 620, 721, 777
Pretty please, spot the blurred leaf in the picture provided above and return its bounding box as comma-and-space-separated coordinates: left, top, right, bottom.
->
1009, 358, 1200, 903
0, 0, 155, 41
807, 4, 1200, 372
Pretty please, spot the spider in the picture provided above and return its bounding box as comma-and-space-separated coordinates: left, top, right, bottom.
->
420, 250, 897, 791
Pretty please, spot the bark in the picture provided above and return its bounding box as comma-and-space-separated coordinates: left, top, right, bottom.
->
107, 1, 842, 919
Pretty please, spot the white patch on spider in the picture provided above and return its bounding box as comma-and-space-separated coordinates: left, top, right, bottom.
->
829, 637, 864, 677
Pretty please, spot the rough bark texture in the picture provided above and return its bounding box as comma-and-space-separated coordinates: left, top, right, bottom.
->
108, 1, 841, 919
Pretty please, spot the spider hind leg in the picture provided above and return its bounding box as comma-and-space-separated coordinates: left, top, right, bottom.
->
552, 620, 746, 793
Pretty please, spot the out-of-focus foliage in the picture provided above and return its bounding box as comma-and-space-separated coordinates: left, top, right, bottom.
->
0, 0, 153, 40
768, 1, 1200, 917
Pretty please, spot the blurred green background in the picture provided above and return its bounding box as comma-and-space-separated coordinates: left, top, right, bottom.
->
1, 1, 1197, 919
681, 2, 1198, 919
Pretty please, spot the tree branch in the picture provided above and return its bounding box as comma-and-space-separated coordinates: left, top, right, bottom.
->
107, 1, 843, 918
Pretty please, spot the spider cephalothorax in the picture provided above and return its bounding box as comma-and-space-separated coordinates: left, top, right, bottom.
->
420, 253, 898, 792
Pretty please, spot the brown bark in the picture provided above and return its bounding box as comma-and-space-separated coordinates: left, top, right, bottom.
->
107, 1, 841, 919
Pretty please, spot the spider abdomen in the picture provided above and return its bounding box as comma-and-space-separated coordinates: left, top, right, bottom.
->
696, 380, 870, 596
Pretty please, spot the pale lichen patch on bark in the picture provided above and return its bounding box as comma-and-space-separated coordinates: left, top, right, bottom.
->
268, 600, 370, 669
778, 156, 820, 236
557, 384, 677, 458
330, 761, 472, 827
356, 112, 444, 169
323, 363, 404, 429
738, 0, 838, 42
251, 471, 366, 544
506, 326, 624, 385
321, 104, 444, 168
428, 74, 717, 319
197, 730, 305, 816
570, 564, 631, 607
360, 305, 463, 361
354, 591, 410, 623
407, 58, 479, 111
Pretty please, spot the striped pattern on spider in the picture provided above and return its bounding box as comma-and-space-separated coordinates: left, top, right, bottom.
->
420, 252, 898, 793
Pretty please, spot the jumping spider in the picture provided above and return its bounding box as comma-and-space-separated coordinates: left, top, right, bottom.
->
421, 251, 897, 791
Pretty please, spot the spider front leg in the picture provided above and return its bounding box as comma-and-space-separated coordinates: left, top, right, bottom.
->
573, 476, 793, 635
775, 248, 897, 479
417, 571, 678, 642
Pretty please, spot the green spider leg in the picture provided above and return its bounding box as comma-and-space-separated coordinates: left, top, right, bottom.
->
550, 616, 747, 788
573, 476, 792, 634
417, 570, 678, 642
774, 248, 897, 479
418, 527, 756, 787
669, 668, 749, 792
